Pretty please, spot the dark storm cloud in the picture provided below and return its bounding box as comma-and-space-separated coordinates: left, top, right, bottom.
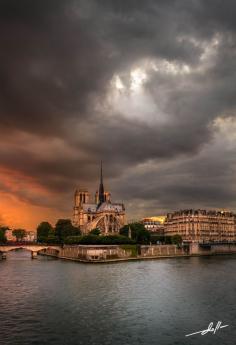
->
0, 0, 236, 215
0, 0, 115, 134
112, 136, 236, 216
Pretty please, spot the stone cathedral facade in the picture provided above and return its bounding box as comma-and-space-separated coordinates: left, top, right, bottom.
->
73, 163, 125, 234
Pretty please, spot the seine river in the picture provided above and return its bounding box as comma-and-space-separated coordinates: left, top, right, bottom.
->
0, 250, 236, 345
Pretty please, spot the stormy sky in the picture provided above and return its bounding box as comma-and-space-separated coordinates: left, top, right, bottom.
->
1, 0, 236, 228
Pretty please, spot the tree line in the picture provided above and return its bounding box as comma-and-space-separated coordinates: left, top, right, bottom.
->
36, 220, 182, 245
37, 219, 81, 243
36, 220, 151, 245
0, 226, 28, 243
0, 220, 182, 246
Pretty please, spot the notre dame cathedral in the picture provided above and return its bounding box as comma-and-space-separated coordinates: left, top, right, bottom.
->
73, 163, 126, 234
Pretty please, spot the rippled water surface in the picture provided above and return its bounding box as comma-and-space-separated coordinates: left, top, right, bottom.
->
0, 250, 236, 345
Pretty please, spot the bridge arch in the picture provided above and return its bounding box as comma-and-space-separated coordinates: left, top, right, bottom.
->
0, 245, 61, 259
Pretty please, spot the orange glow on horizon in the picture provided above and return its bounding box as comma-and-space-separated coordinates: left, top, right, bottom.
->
0, 193, 68, 230
0, 192, 65, 230
0, 167, 68, 230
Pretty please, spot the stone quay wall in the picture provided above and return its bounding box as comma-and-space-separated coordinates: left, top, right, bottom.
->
60, 245, 134, 261
41, 245, 135, 261
190, 242, 236, 255
140, 244, 187, 257
40, 243, 236, 263
41, 244, 188, 262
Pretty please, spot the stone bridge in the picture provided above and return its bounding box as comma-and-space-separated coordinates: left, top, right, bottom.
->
0, 245, 61, 259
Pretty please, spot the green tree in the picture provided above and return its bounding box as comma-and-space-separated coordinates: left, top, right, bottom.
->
164, 236, 172, 244
77, 234, 135, 245
90, 228, 101, 236
150, 234, 165, 244
55, 219, 81, 242
171, 234, 182, 245
46, 235, 60, 244
64, 236, 82, 244
0, 226, 8, 244
150, 234, 182, 245
37, 222, 53, 243
120, 222, 151, 244
12, 229, 27, 242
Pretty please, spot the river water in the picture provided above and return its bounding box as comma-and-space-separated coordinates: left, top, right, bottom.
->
0, 250, 235, 345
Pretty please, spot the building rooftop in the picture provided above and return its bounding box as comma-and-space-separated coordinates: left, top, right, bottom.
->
97, 202, 124, 213
167, 209, 235, 218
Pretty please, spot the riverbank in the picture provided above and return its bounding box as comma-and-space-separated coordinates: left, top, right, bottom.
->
40, 251, 191, 263
38, 242, 236, 263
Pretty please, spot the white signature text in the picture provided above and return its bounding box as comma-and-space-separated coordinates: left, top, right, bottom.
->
185, 321, 229, 337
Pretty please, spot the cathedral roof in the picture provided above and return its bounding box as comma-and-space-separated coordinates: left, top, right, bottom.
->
97, 201, 124, 213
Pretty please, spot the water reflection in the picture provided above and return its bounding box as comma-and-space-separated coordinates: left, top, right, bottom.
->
0, 251, 235, 345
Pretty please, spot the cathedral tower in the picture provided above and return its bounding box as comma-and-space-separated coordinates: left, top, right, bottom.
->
74, 189, 90, 207
73, 189, 90, 226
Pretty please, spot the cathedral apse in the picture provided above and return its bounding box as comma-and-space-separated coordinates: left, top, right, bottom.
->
73, 163, 125, 234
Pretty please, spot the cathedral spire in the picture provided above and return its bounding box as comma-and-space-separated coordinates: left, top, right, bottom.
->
100, 160, 103, 185
99, 160, 105, 204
